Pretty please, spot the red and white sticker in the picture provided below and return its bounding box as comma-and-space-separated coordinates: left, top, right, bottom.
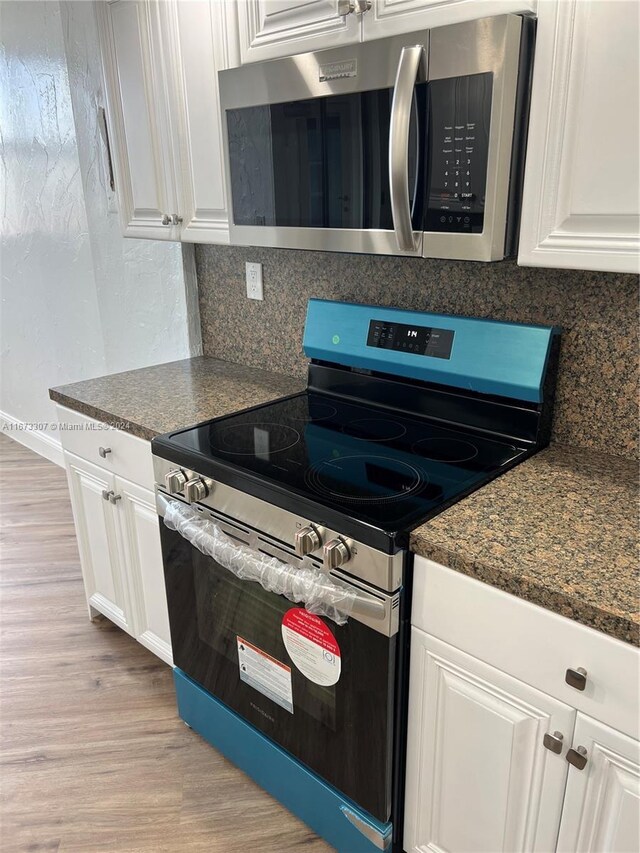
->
281, 608, 341, 686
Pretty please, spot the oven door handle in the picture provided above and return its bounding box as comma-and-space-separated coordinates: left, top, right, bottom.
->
389, 43, 427, 253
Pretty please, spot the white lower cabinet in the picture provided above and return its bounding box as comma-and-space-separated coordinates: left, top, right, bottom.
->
61, 421, 172, 665
556, 715, 640, 853
66, 454, 131, 634
406, 557, 640, 853
404, 629, 574, 853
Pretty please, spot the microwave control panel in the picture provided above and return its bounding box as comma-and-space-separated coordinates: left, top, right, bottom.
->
425, 72, 493, 234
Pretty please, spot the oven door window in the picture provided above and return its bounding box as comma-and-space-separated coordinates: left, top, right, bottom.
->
161, 523, 396, 822
226, 87, 425, 231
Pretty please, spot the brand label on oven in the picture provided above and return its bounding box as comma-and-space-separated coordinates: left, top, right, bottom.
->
237, 637, 293, 714
281, 609, 341, 687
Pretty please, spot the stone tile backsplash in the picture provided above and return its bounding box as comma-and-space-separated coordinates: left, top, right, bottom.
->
195, 246, 639, 458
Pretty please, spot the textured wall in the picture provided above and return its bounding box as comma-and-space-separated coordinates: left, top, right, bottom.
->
0, 1, 195, 450
196, 245, 639, 458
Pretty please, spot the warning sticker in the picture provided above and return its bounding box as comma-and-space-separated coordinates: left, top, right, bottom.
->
237, 637, 293, 714
282, 608, 341, 687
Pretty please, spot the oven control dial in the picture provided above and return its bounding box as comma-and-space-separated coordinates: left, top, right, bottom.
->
165, 468, 187, 493
295, 524, 322, 557
184, 477, 208, 504
323, 537, 351, 570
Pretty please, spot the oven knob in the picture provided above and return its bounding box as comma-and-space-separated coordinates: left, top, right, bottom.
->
323, 537, 351, 570
184, 477, 208, 504
165, 468, 187, 493
295, 524, 322, 557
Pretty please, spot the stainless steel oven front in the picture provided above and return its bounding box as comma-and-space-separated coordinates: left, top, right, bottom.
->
218, 15, 533, 262
154, 461, 407, 823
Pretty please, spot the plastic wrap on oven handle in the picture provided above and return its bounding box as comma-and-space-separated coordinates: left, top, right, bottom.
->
162, 499, 356, 625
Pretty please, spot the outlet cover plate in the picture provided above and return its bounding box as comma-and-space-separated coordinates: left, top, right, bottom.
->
246, 262, 263, 300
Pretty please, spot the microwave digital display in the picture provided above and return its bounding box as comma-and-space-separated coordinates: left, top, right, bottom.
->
367, 320, 454, 359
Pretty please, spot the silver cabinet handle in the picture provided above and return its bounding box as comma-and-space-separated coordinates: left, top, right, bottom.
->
565, 667, 587, 691
543, 731, 564, 754
389, 44, 426, 252
161, 213, 171, 225
109, 493, 122, 504
338, 0, 355, 14
171, 213, 183, 225
102, 489, 114, 501
566, 745, 588, 770
354, 0, 371, 12
98, 446, 112, 458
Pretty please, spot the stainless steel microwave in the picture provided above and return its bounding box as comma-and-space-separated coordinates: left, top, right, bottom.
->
218, 15, 534, 262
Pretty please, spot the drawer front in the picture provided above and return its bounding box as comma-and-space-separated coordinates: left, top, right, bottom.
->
56, 405, 154, 490
413, 557, 640, 738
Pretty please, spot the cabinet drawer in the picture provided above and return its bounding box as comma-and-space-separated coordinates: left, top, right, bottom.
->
56, 405, 154, 490
413, 557, 640, 738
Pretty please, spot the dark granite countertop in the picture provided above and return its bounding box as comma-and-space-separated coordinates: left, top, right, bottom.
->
49, 356, 305, 441
411, 445, 639, 646
50, 357, 638, 645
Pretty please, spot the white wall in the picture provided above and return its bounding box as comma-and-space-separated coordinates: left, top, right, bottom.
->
0, 1, 200, 464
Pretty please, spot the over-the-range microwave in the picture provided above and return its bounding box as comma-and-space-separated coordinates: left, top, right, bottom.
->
218, 15, 534, 262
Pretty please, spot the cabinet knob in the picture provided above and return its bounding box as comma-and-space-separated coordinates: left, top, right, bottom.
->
161, 213, 171, 225
171, 213, 183, 225
565, 667, 587, 691
566, 745, 588, 770
354, 0, 371, 12
109, 493, 122, 504
543, 731, 564, 754
102, 489, 113, 501
338, 0, 355, 14
98, 446, 112, 458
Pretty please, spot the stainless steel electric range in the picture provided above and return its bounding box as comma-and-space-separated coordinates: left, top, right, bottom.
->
152, 299, 559, 853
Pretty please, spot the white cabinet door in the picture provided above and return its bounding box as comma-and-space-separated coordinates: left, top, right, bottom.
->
64, 452, 132, 634
557, 714, 640, 852
518, 0, 640, 273
361, 0, 536, 41
97, 0, 179, 240
114, 476, 172, 665
404, 629, 575, 853
165, 0, 230, 244
237, 0, 360, 64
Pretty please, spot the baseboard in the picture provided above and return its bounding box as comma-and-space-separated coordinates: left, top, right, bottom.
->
0, 409, 64, 467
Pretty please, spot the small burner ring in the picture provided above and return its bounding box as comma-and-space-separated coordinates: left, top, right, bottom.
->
412, 437, 479, 463
342, 418, 407, 443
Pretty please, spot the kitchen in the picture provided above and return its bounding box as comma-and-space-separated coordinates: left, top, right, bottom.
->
0, 1, 638, 852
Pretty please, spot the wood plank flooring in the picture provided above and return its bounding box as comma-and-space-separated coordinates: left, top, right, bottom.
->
0, 434, 332, 852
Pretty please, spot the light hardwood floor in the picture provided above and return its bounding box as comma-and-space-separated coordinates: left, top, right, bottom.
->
0, 434, 332, 852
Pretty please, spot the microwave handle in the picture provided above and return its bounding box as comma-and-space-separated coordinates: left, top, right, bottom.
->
389, 44, 426, 252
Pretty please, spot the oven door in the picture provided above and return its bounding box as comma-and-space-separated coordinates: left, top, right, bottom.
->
158, 496, 401, 822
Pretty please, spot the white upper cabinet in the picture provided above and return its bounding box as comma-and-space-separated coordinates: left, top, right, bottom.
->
518, 0, 640, 273
361, 0, 536, 40
236, 0, 360, 64
557, 714, 640, 852
97, 0, 231, 243
98, 0, 178, 239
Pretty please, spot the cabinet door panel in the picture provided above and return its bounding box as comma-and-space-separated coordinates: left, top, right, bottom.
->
64, 453, 131, 633
557, 714, 640, 852
116, 477, 172, 665
98, 0, 178, 239
404, 629, 575, 853
237, 0, 360, 64
168, 0, 229, 243
518, 0, 640, 272
362, 0, 536, 40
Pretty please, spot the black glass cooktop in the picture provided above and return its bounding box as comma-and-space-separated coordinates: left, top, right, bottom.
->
158, 392, 528, 534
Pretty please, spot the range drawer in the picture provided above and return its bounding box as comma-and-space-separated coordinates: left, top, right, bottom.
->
413, 556, 640, 738
55, 404, 154, 490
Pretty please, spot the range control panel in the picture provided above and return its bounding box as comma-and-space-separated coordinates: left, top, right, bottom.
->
367, 319, 455, 359
425, 72, 493, 234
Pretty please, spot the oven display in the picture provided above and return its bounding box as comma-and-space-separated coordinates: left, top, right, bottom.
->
367, 320, 454, 359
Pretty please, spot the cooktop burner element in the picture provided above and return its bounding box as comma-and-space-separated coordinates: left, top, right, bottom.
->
218, 422, 301, 455
413, 437, 479, 463
306, 455, 425, 503
343, 418, 407, 442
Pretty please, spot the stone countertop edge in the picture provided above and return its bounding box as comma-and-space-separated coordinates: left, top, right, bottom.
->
49, 357, 638, 647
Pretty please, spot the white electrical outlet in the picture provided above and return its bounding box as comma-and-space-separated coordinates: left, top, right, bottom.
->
245, 262, 263, 300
